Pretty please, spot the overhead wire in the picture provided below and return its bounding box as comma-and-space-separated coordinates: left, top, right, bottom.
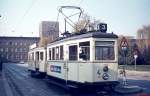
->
14, 0, 37, 34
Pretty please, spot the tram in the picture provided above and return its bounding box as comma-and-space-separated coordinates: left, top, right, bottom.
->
28, 23, 119, 89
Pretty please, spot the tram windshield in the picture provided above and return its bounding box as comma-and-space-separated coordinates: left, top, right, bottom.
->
95, 41, 115, 60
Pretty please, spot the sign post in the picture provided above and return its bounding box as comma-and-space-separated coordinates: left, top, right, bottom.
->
134, 54, 138, 71
120, 37, 129, 86
120, 37, 129, 67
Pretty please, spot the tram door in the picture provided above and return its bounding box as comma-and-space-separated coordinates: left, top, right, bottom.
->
65, 44, 78, 82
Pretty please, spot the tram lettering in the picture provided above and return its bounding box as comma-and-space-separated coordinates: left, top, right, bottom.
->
50, 65, 61, 73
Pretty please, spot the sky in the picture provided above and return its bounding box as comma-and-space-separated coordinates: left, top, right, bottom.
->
0, 0, 150, 37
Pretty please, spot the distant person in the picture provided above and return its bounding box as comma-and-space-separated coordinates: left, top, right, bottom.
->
120, 67, 127, 86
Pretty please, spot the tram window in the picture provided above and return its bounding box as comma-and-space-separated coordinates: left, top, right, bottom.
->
56, 47, 59, 60
69, 45, 77, 60
32, 52, 34, 60
60, 46, 64, 60
36, 52, 39, 61
79, 42, 90, 60
95, 41, 115, 60
49, 48, 51, 60
40, 52, 43, 61
52, 48, 55, 60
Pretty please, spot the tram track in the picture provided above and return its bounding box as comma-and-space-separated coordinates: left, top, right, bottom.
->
4, 67, 25, 96
4, 64, 114, 96
3, 64, 70, 96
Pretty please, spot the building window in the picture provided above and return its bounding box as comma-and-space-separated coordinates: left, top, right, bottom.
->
6, 55, 9, 60
15, 42, 17, 46
69, 45, 77, 60
15, 48, 17, 52
6, 42, 9, 45
20, 42, 23, 46
11, 48, 13, 52
11, 55, 13, 59
24, 42, 26, 46
20, 55, 23, 60
0, 48, 4, 52
6, 48, 9, 52
20, 48, 22, 52
23, 48, 27, 52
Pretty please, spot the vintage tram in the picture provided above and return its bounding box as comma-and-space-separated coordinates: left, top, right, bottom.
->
28, 26, 119, 89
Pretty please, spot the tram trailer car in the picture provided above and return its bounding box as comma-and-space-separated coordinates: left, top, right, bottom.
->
28, 30, 119, 89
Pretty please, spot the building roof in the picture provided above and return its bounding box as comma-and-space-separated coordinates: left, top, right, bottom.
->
0, 36, 39, 39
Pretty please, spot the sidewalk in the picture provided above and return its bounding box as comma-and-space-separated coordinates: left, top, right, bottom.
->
0, 71, 6, 96
125, 70, 150, 81
118, 69, 150, 81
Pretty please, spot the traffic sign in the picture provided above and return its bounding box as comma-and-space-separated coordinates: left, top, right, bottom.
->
120, 37, 129, 48
120, 37, 129, 57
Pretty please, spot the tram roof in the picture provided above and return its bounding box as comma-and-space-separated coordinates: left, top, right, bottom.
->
49, 31, 118, 44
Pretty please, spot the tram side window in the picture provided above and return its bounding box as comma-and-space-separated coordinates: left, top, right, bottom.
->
36, 51, 39, 61
69, 45, 77, 60
60, 46, 64, 60
40, 52, 43, 61
56, 47, 59, 60
49, 48, 51, 60
95, 41, 115, 60
52, 48, 55, 60
79, 41, 90, 60
32, 52, 34, 60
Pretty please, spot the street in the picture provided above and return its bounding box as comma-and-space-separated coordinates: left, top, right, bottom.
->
1, 63, 150, 96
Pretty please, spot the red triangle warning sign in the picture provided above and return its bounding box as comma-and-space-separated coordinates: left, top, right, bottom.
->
120, 37, 129, 48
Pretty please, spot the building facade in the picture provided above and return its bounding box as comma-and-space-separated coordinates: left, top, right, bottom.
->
0, 37, 39, 63
39, 21, 59, 47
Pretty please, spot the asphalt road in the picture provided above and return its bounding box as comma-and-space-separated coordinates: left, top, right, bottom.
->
2, 63, 150, 96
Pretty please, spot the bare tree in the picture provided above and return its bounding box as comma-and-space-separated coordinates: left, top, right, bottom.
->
136, 25, 150, 64
73, 13, 101, 32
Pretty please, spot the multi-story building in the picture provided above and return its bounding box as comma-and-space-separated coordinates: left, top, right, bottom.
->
39, 21, 59, 47
0, 36, 39, 63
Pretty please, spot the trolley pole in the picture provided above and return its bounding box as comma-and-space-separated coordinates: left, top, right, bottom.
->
64, 18, 66, 32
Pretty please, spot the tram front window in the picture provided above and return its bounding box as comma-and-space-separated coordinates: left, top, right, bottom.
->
79, 41, 90, 60
95, 41, 115, 60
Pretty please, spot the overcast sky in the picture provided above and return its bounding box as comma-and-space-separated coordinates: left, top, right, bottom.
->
0, 0, 150, 37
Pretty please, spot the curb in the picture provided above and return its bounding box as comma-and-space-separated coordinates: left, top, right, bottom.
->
114, 85, 142, 94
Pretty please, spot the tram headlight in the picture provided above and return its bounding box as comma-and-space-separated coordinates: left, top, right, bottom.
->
103, 66, 108, 72
102, 73, 109, 80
